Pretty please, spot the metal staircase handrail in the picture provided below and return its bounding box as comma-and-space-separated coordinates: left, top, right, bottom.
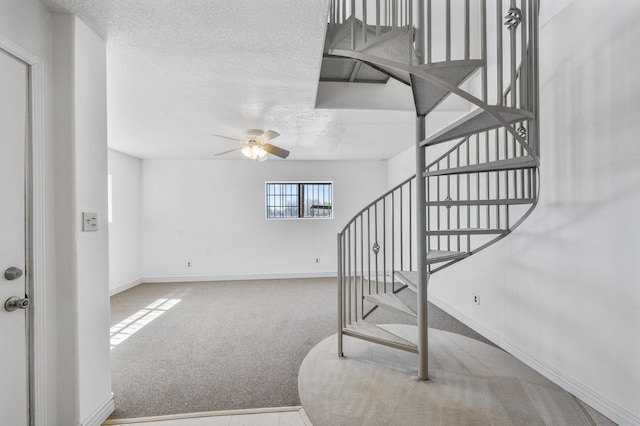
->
425, 136, 470, 170
340, 174, 415, 234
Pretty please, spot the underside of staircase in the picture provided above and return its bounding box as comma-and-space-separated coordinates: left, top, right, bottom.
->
332, 0, 540, 379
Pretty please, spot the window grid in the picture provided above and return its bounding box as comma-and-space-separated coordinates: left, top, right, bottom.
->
266, 182, 333, 219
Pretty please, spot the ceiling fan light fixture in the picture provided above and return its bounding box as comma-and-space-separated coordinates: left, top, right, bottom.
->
213, 129, 288, 160
241, 144, 267, 160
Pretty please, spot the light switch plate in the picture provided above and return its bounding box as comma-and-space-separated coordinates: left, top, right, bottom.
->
82, 212, 99, 231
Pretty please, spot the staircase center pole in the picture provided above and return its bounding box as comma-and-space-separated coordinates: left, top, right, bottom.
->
416, 118, 428, 380
415, 0, 429, 381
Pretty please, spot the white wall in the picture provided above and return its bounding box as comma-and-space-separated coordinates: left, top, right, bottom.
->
53, 13, 113, 425
428, 2, 640, 424
108, 149, 142, 293
73, 17, 112, 423
387, 145, 415, 188
141, 159, 387, 280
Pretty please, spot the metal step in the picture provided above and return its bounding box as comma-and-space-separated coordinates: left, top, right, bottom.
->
427, 228, 508, 236
327, 29, 414, 86
330, 18, 417, 66
410, 60, 483, 116
423, 156, 538, 177
343, 320, 418, 353
361, 61, 411, 85
394, 270, 417, 292
360, 27, 417, 65
319, 56, 391, 84
394, 251, 468, 292
426, 198, 535, 207
428, 250, 469, 264
329, 17, 385, 50
421, 106, 534, 146
330, 18, 398, 51
361, 274, 394, 283
360, 275, 397, 294
365, 292, 417, 318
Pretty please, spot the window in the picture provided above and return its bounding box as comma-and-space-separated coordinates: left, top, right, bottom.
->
266, 182, 333, 219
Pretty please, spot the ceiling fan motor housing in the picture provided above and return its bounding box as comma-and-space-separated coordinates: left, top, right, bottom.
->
245, 129, 264, 139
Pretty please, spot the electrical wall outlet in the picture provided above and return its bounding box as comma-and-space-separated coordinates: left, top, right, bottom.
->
315, 258, 320, 263
187, 261, 192, 267
473, 294, 480, 305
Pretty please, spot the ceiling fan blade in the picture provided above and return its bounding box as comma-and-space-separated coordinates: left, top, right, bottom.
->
258, 130, 280, 143
262, 143, 289, 159
210, 133, 243, 143
214, 147, 243, 156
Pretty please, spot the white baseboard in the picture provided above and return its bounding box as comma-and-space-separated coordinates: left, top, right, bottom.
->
428, 294, 640, 426
108, 273, 337, 295
110, 278, 143, 296
82, 393, 115, 426
141, 272, 337, 283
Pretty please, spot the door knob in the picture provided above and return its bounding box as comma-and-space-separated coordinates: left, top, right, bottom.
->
4, 267, 23, 281
4, 296, 30, 312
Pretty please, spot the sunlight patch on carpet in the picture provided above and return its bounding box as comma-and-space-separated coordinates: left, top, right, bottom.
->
110, 298, 181, 349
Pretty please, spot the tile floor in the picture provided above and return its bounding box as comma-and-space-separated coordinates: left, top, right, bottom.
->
103, 408, 312, 426
102, 402, 619, 426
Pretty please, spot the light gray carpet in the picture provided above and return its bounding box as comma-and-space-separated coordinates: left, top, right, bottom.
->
299, 326, 593, 426
109, 278, 493, 419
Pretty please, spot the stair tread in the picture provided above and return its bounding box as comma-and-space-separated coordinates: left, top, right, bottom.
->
365, 62, 411, 85
365, 292, 417, 318
360, 252, 468, 293
422, 106, 534, 146
410, 60, 483, 116
424, 156, 538, 176
360, 28, 417, 66
319, 56, 391, 84
329, 17, 392, 49
330, 18, 417, 67
394, 252, 468, 292
394, 270, 418, 292
428, 249, 469, 263
361, 275, 395, 283
343, 320, 417, 349
428, 228, 509, 235
426, 198, 535, 206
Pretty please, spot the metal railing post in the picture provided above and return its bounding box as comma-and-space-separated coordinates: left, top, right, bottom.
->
531, 0, 540, 157
337, 233, 344, 357
416, 117, 428, 381
415, 0, 429, 381
351, 0, 356, 50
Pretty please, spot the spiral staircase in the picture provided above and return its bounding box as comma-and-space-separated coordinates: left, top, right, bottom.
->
331, 0, 540, 379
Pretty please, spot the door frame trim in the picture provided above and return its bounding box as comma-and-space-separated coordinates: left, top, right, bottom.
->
0, 34, 48, 425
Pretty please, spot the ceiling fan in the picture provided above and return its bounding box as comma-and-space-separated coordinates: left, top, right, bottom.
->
212, 129, 290, 161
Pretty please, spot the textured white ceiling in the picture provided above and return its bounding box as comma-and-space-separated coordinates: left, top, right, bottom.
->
43, 0, 422, 160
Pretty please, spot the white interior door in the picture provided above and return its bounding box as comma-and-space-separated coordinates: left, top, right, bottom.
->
0, 47, 29, 425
